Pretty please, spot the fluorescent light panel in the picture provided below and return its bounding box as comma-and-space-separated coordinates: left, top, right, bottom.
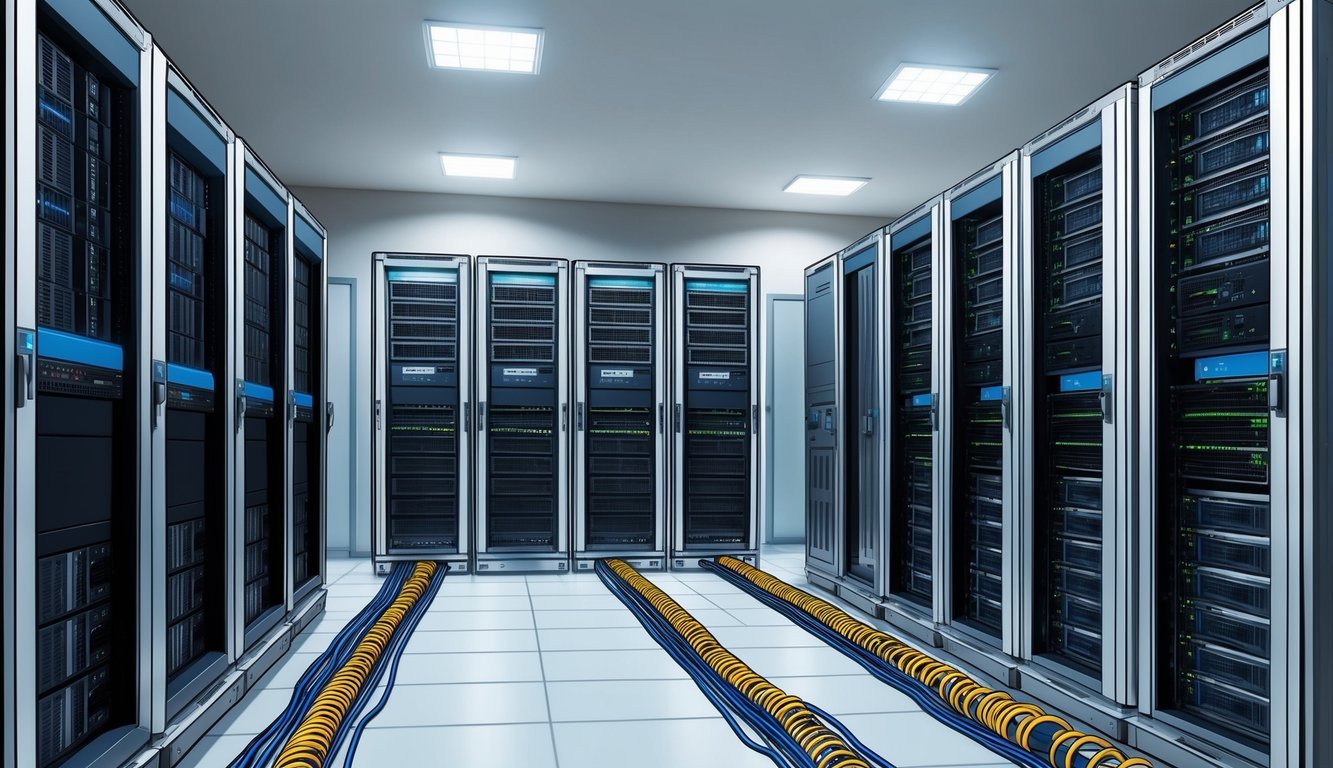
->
440, 154, 516, 179
784, 176, 869, 196
877, 63, 995, 105
425, 22, 543, 74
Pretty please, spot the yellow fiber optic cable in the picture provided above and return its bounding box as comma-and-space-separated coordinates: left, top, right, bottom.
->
604, 559, 870, 768
714, 556, 1152, 768
274, 561, 437, 768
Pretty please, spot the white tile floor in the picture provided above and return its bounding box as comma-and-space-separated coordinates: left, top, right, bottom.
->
179, 546, 1019, 768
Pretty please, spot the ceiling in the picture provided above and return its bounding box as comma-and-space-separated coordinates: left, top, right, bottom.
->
123, 0, 1255, 219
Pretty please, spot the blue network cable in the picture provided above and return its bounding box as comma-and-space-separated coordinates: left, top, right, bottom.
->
337, 562, 448, 766
596, 559, 898, 768
229, 564, 412, 768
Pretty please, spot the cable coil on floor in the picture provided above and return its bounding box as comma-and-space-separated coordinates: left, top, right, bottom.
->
706, 557, 1152, 768
596, 558, 892, 768
273, 561, 438, 768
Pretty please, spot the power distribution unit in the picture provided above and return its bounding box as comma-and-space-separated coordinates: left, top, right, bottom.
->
1017, 83, 1138, 734
152, 62, 235, 719
290, 203, 327, 601
235, 146, 288, 645
884, 199, 942, 626
669, 265, 760, 570
804, 256, 838, 581
940, 153, 1021, 679
372, 253, 472, 571
474, 257, 570, 573
837, 233, 885, 605
571, 262, 669, 572
14, 1, 154, 764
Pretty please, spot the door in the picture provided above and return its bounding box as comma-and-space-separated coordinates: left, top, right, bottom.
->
326, 280, 353, 554
770, 295, 806, 543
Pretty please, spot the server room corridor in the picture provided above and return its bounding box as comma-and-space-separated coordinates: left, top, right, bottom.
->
178, 545, 1018, 768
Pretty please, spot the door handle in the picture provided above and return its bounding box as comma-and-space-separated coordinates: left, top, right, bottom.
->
478, 401, 487, 431
1269, 350, 1286, 418
1099, 374, 1113, 424
235, 380, 246, 432
16, 329, 35, 407
561, 403, 569, 432
576, 402, 585, 432
151, 360, 167, 430
674, 404, 682, 434
375, 399, 382, 431
461, 401, 468, 433
752, 405, 759, 435
863, 409, 874, 436
658, 403, 665, 435
1000, 386, 1012, 432
929, 394, 939, 431
326, 401, 336, 433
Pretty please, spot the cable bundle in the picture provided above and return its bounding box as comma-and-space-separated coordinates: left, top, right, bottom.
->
705, 556, 1151, 768
229, 561, 445, 768
596, 558, 894, 768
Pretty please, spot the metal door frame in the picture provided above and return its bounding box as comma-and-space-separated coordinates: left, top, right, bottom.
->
766, 291, 805, 546
13, 0, 155, 763
571, 261, 667, 570
878, 197, 946, 643
1133, 4, 1295, 766
938, 152, 1023, 685
290, 198, 327, 605
1015, 83, 1138, 734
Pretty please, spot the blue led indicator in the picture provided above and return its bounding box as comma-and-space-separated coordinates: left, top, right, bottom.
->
388, 269, 456, 283
492, 273, 556, 286
910, 393, 933, 407
589, 277, 654, 289
980, 386, 1004, 402
685, 280, 748, 293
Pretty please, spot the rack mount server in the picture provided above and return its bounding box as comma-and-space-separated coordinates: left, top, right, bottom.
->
475, 257, 570, 572
372, 253, 472, 572
572, 262, 669, 572
804, 256, 838, 581
670, 265, 760, 570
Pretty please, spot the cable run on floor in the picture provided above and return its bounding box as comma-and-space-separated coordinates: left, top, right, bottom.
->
703, 556, 1152, 768
229, 561, 446, 768
596, 557, 894, 768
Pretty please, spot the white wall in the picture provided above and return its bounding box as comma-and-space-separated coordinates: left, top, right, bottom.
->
291, 185, 885, 554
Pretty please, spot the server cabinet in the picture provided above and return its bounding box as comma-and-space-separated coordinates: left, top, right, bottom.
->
475, 257, 570, 572
804, 256, 839, 583
1135, 3, 1324, 765
572, 262, 668, 571
234, 143, 289, 646
149, 55, 235, 725
940, 153, 1021, 677
1017, 83, 1139, 734
837, 234, 885, 605
372, 253, 472, 572
289, 200, 326, 602
13, 0, 154, 764
883, 199, 943, 631
670, 265, 760, 570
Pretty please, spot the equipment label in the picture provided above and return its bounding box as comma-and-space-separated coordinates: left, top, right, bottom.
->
698, 371, 731, 380
503, 367, 538, 377
402, 366, 437, 375
598, 369, 633, 378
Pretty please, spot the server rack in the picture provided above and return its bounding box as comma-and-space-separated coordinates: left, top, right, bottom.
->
940, 154, 1021, 680
372, 253, 472, 572
149, 55, 236, 725
670, 265, 760, 570
883, 198, 944, 635
13, 0, 154, 765
234, 143, 289, 646
839, 235, 885, 602
572, 262, 668, 572
1017, 84, 1138, 735
289, 200, 326, 602
804, 256, 839, 584
474, 257, 570, 572
1135, 3, 1325, 765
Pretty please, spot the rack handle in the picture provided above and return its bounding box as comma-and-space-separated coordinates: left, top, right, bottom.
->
15, 329, 35, 407
1269, 350, 1286, 418
327, 401, 336, 433
1099, 374, 1114, 424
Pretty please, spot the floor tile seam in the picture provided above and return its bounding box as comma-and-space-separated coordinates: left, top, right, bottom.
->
526, 576, 563, 768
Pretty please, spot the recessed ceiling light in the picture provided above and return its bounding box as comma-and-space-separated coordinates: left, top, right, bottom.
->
424, 21, 544, 74
876, 63, 995, 105
784, 176, 870, 196
439, 153, 517, 179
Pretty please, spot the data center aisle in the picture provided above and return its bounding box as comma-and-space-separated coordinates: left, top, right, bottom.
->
180, 546, 1019, 768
